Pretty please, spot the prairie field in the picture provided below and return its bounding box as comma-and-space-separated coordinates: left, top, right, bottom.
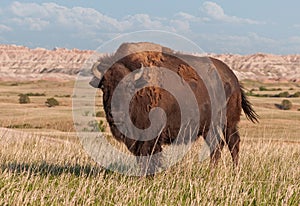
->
0, 80, 299, 205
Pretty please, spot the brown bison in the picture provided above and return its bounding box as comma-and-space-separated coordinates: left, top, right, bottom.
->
89, 42, 258, 175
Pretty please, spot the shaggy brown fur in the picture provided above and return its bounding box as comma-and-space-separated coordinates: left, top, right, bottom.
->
90, 42, 258, 174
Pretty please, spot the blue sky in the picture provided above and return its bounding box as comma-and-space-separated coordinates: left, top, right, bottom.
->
0, 0, 300, 54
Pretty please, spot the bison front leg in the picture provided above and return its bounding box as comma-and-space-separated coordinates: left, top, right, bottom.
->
136, 140, 163, 176
210, 140, 224, 167
204, 127, 225, 167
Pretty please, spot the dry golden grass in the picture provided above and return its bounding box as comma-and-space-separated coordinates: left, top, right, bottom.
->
0, 80, 299, 205
0, 81, 74, 131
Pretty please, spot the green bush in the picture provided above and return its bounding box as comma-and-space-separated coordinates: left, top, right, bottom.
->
86, 120, 106, 132
246, 90, 300, 98
257, 86, 282, 92
96, 111, 105, 117
45, 97, 59, 107
259, 86, 267, 91
98, 120, 106, 132
291, 92, 300, 98
6, 123, 42, 129
26, 92, 45, 96
18, 94, 30, 104
278, 92, 290, 98
281, 99, 292, 110
7, 123, 32, 129
10, 82, 19, 86
54, 94, 71, 98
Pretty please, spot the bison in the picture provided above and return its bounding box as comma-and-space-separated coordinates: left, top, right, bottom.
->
89, 42, 258, 175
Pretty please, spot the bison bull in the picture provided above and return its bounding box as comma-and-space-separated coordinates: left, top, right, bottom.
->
89, 42, 258, 175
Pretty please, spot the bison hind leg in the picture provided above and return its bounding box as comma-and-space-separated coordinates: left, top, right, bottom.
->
225, 125, 240, 167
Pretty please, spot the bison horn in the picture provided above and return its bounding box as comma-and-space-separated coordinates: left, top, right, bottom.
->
92, 62, 102, 79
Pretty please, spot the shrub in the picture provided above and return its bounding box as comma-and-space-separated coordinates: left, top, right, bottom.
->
10, 82, 19, 86
278, 92, 290, 98
291, 92, 300, 98
54, 94, 71, 98
7, 123, 32, 129
98, 120, 106, 132
257, 87, 282, 92
96, 111, 105, 117
281, 99, 292, 110
86, 120, 106, 132
26, 92, 45, 96
18, 94, 30, 104
45, 97, 59, 107
259, 86, 267, 91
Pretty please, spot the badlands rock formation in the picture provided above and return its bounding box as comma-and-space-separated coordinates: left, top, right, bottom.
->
211, 53, 300, 82
0, 44, 299, 82
0, 45, 94, 81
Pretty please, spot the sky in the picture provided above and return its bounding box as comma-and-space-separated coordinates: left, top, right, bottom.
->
0, 0, 300, 54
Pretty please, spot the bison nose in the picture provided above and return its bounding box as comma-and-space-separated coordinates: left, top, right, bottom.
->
89, 77, 101, 88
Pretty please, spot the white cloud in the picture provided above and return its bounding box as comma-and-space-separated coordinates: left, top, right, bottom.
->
10, 1, 49, 18
124, 14, 166, 30
6, 2, 174, 33
202, 1, 262, 24
11, 17, 49, 31
8, 2, 129, 32
52, 4, 128, 31
0, 24, 12, 32
248, 32, 276, 44
170, 20, 190, 31
4, 1, 264, 36
176, 12, 196, 21
175, 12, 209, 23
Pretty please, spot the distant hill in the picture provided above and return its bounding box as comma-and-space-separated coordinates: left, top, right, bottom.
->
210, 53, 300, 83
1, 44, 299, 82
0, 45, 94, 81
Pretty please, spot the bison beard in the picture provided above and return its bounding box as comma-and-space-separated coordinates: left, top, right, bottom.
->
90, 42, 259, 175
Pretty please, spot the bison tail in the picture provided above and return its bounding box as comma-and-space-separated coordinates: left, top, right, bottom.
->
241, 87, 259, 123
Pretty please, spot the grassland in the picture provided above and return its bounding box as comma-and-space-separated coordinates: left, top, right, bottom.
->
0, 80, 299, 205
